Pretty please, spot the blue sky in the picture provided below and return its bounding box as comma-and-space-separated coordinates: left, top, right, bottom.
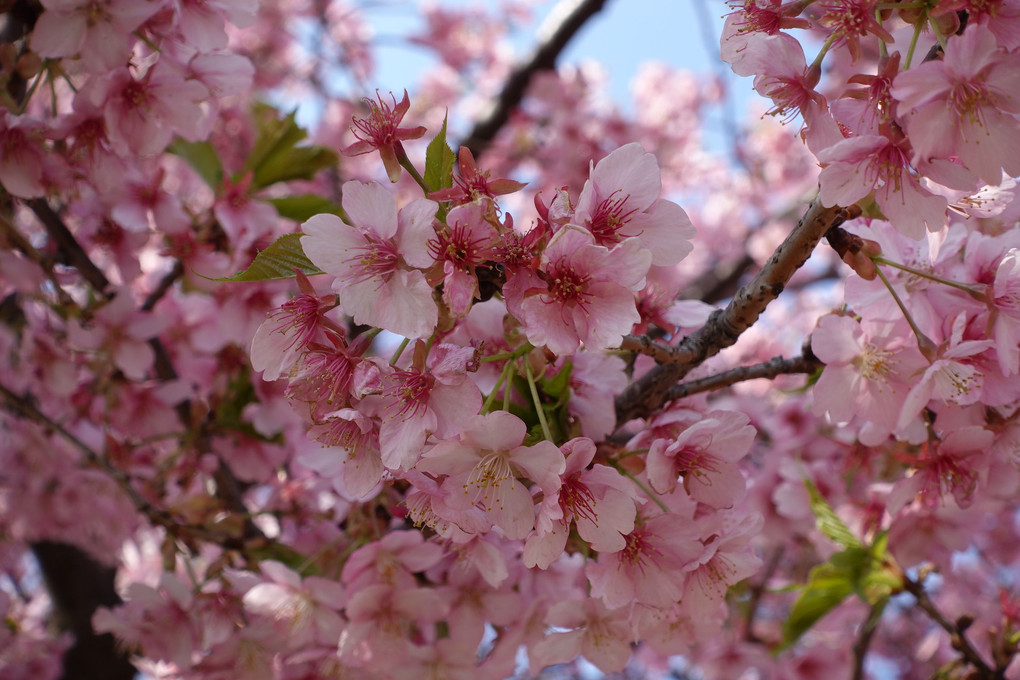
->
359, 0, 739, 112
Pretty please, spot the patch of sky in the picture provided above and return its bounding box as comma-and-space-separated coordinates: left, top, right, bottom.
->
326, 0, 758, 158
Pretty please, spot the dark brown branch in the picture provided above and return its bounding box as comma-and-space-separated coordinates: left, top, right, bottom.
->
682, 253, 754, 304
141, 259, 184, 312
662, 354, 821, 402
0, 381, 256, 549
30, 542, 137, 680
459, 0, 609, 158
744, 547, 783, 644
615, 199, 861, 424
25, 199, 113, 297
852, 599, 887, 680
903, 575, 1003, 679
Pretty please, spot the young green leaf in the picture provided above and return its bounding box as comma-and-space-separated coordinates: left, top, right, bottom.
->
168, 138, 224, 189
780, 547, 868, 649
804, 476, 862, 549
243, 104, 339, 190
424, 113, 456, 195
269, 195, 347, 222
212, 233, 322, 282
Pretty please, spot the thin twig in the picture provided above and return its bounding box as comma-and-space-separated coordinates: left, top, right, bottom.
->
459, 0, 610, 158
141, 260, 184, 312
852, 599, 887, 680
662, 354, 821, 402
744, 547, 784, 643
614, 199, 861, 424
903, 574, 1002, 678
25, 198, 113, 297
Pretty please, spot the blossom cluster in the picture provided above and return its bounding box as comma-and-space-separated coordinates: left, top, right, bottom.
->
723, 0, 1020, 240
240, 138, 767, 675
0, 0, 1019, 679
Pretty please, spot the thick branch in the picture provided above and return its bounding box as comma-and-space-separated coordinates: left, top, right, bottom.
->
615, 199, 860, 424
662, 354, 821, 402
459, 0, 609, 158
31, 542, 137, 680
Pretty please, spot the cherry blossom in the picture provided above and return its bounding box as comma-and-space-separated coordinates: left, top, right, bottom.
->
416, 410, 564, 540
517, 225, 651, 356
342, 90, 427, 182
891, 25, 1020, 186
301, 180, 439, 339
645, 410, 756, 508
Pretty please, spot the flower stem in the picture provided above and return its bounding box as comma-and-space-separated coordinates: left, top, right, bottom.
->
904, 17, 925, 68
525, 361, 554, 443
872, 256, 987, 300
16, 69, 45, 115
389, 337, 410, 365
396, 143, 430, 194
873, 262, 936, 360
481, 361, 513, 414
609, 460, 670, 513
928, 14, 948, 50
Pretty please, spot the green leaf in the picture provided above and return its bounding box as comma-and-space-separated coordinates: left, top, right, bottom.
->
540, 359, 573, 400
780, 547, 867, 649
269, 195, 346, 222
859, 533, 904, 605
424, 113, 456, 195
243, 104, 339, 190
168, 138, 223, 188
804, 476, 862, 549
213, 233, 323, 282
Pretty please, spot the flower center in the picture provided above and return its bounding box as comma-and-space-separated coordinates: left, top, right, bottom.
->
464, 450, 515, 509
559, 475, 598, 526
586, 192, 638, 247
858, 343, 894, 382
347, 235, 400, 285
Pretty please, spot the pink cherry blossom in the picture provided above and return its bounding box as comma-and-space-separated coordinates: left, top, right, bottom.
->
645, 411, 756, 508
250, 275, 340, 381
680, 513, 763, 620
817, 133, 950, 240
573, 142, 696, 266
817, 0, 894, 64
416, 410, 564, 540
739, 33, 843, 153
301, 180, 439, 339
0, 113, 51, 198
517, 225, 651, 356
342, 90, 427, 182
378, 343, 482, 470
90, 65, 211, 157
530, 599, 633, 674
896, 313, 995, 430
990, 247, 1020, 375
586, 512, 703, 609
891, 25, 1020, 186
242, 561, 345, 648
811, 314, 928, 441
429, 146, 527, 205
31, 0, 161, 73
426, 199, 498, 317
340, 530, 446, 591
524, 437, 637, 569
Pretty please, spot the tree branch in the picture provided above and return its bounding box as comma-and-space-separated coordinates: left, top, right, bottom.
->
615, 199, 860, 424
459, 0, 609, 158
25, 199, 113, 297
903, 574, 1002, 679
852, 599, 886, 680
662, 354, 821, 402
